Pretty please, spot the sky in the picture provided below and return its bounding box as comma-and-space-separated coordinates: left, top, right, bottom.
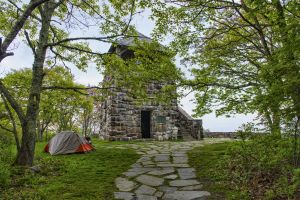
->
0, 7, 256, 132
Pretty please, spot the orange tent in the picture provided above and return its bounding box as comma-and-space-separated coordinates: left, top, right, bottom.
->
44, 131, 94, 155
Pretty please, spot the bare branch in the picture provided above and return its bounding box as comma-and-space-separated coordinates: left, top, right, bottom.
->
237, 0, 271, 56
58, 44, 111, 56
42, 85, 117, 96
80, 0, 118, 26
42, 85, 115, 90
0, 123, 14, 133
46, 35, 123, 47
1, 94, 20, 151
7, 0, 42, 22
121, 0, 136, 34
24, 31, 36, 56
0, 80, 25, 123
181, 81, 257, 90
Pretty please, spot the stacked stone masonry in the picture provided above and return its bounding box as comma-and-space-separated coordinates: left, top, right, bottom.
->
99, 33, 203, 141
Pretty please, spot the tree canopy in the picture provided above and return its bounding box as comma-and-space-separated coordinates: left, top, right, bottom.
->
0, 67, 93, 144
0, 0, 181, 166
148, 0, 300, 134
0, 0, 139, 166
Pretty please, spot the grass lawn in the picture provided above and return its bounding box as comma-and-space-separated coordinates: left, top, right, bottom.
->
1, 140, 139, 200
188, 142, 234, 200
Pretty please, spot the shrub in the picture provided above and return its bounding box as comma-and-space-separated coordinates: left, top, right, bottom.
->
217, 135, 300, 199
0, 133, 13, 186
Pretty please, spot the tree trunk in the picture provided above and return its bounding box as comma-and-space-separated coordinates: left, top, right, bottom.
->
263, 107, 281, 136
83, 111, 91, 137
37, 118, 41, 141
15, 64, 45, 166
40, 120, 50, 142
271, 111, 281, 136
15, 121, 36, 166
15, 1, 57, 166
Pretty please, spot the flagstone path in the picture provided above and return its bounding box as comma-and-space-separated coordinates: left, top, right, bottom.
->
112, 139, 227, 200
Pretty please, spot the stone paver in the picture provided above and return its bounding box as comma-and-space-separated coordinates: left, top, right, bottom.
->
136, 175, 164, 186
135, 185, 156, 195
164, 174, 178, 179
115, 177, 136, 192
163, 191, 211, 200
157, 163, 189, 168
155, 191, 163, 198
114, 192, 134, 200
177, 168, 196, 180
154, 155, 169, 162
158, 186, 177, 193
137, 194, 157, 200
169, 179, 200, 187
148, 167, 174, 176
113, 139, 226, 200
173, 156, 188, 164
143, 161, 155, 166
180, 184, 203, 191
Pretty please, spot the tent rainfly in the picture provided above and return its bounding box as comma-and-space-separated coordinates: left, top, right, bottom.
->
44, 131, 94, 155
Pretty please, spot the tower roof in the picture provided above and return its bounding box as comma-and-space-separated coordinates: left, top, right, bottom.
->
108, 32, 152, 53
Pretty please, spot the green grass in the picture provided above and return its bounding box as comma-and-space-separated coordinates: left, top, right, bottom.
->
189, 139, 300, 200
188, 142, 234, 199
1, 140, 140, 200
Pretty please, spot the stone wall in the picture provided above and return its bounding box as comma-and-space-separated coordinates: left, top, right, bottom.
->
177, 107, 203, 140
99, 87, 203, 141
99, 85, 180, 141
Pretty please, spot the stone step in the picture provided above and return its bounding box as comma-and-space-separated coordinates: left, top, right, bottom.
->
182, 134, 195, 141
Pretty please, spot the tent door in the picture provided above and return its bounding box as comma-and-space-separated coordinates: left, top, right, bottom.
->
141, 111, 151, 138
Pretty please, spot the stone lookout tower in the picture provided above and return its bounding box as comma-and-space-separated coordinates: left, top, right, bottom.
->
99, 32, 203, 141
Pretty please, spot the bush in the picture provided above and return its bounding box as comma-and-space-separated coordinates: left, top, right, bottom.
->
217, 135, 300, 199
0, 134, 13, 186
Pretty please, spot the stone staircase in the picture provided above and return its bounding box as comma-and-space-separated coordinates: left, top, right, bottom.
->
182, 133, 195, 141
177, 107, 203, 140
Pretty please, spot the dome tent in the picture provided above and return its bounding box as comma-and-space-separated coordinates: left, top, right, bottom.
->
44, 131, 94, 155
